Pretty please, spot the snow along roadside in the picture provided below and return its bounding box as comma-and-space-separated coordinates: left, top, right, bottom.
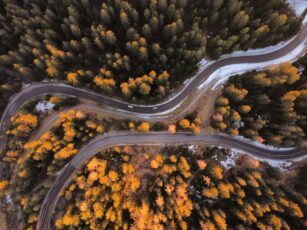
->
198, 41, 307, 91
288, 0, 307, 16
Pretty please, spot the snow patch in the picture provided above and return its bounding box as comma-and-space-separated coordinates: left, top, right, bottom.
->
199, 41, 307, 91
233, 135, 295, 151
199, 58, 209, 67
231, 150, 293, 172
223, 41, 289, 58
220, 149, 240, 169
5, 195, 13, 204
222, 148, 294, 172
35, 100, 55, 112
288, 0, 307, 16
188, 145, 198, 154
264, 159, 293, 172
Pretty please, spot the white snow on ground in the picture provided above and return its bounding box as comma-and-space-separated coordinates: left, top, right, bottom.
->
35, 100, 55, 112
5, 195, 13, 204
265, 159, 293, 172
244, 153, 294, 172
288, 0, 307, 15
298, 66, 305, 74
199, 58, 209, 67
222, 40, 291, 59
232, 135, 295, 151
188, 144, 198, 154
220, 148, 293, 172
203, 41, 307, 90
212, 146, 294, 172
220, 149, 239, 169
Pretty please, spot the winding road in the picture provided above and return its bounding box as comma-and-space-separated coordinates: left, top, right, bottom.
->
35, 23, 307, 229
0, 16, 306, 230
1, 19, 307, 127
1, 20, 306, 153
37, 131, 307, 230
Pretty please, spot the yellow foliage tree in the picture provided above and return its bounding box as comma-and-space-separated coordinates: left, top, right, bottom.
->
138, 122, 150, 132
179, 119, 190, 129
67, 72, 79, 85
211, 165, 223, 180
0, 180, 9, 191
8, 113, 38, 136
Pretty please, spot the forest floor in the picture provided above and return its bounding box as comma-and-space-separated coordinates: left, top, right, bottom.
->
196, 84, 223, 127
0, 211, 7, 230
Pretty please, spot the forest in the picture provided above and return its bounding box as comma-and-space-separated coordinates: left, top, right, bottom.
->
211, 57, 307, 148
1, 110, 106, 229
2, 140, 306, 229
0, 0, 302, 102
0, 106, 205, 229
51, 146, 307, 230
0, 1, 306, 229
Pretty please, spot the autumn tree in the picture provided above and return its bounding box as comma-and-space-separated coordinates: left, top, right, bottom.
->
7, 112, 38, 137
138, 122, 150, 133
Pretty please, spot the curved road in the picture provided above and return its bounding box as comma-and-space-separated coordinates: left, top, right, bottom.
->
37, 131, 307, 230
1, 21, 307, 156
0, 17, 305, 230
1, 22, 307, 152
35, 131, 307, 226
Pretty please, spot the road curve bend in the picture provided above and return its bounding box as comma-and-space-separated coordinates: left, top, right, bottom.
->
1, 23, 307, 153
37, 131, 307, 230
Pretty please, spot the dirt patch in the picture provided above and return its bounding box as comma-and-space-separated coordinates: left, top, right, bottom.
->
196, 85, 223, 127
0, 211, 7, 230
0, 200, 19, 230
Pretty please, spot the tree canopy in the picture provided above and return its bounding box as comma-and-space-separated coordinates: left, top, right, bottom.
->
0, 0, 301, 101
212, 60, 307, 148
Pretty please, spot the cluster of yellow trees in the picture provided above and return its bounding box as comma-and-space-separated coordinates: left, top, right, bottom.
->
20, 110, 104, 173
7, 112, 38, 137
0, 180, 9, 196
66, 68, 171, 98
2, 110, 108, 230
4, 112, 39, 162
126, 117, 202, 135
3, 95, 78, 162
53, 146, 306, 229
67, 67, 117, 92
120, 70, 170, 97
93, 68, 116, 92
55, 149, 196, 229
124, 121, 151, 133
179, 117, 202, 134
